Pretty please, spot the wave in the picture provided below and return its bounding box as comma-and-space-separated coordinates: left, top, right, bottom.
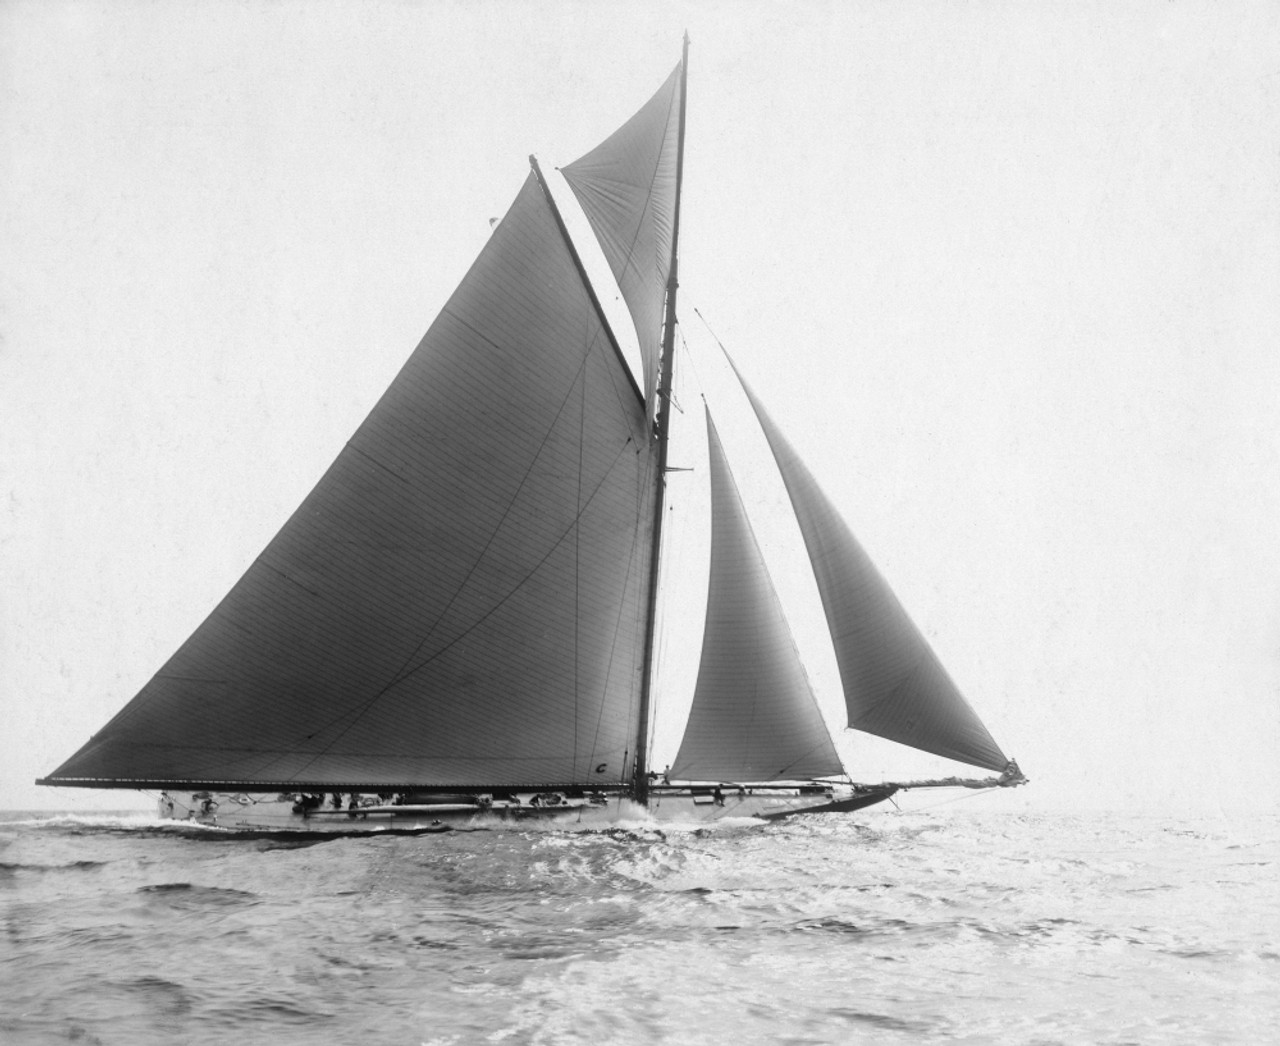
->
0, 858, 107, 874
136, 882, 259, 906
4, 812, 205, 832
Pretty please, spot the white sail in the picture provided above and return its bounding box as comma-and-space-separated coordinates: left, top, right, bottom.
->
45, 172, 655, 790
670, 410, 845, 782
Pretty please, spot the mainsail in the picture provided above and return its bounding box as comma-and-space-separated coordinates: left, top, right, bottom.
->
45, 172, 655, 791
670, 411, 844, 782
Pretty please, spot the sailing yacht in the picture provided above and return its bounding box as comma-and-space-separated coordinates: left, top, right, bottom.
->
38, 41, 1024, 831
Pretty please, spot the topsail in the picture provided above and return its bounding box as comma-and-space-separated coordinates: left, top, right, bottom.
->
562, 63, 684, 405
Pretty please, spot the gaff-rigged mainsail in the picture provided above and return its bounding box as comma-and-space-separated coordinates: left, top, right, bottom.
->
43, 172, 655, 791
670, 410, 845, 782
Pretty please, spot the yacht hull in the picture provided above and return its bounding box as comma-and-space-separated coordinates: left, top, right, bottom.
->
157, 784, 900, 833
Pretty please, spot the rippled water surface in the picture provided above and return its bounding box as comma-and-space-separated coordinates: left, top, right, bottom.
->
1, 808, 1275, 1044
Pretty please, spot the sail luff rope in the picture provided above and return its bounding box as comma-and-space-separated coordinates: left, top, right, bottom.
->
574, 340, 587, 778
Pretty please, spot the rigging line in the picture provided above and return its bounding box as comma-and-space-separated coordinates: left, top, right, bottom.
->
376, 323, 601, 691
255, 345, 611, 776
536, 303, 647, 782
286, 436, 641, 776
623, 432, 656, 782
691, 305, 752, 399
692, 305, 728, 355
589, 308, 650, 447
634, 40, 689, 801
772, 735, 844, 779
381, 333, 622, 695
645, 434, 690, 768
124, 314, 617, 774
895, 786, 999, 813
675, 321, 707, 401
574, 348, 587, 773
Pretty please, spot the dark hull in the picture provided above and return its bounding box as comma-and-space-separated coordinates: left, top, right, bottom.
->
156, 782, 901, 832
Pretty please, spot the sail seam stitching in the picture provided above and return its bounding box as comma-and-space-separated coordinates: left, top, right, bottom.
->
248, 329, 605, 780
281, 436, 638, 780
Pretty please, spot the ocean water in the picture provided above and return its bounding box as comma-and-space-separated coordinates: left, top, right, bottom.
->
0, 808, 1274, 1045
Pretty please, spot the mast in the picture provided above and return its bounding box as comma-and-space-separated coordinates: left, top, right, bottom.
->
633, 33, 690, 805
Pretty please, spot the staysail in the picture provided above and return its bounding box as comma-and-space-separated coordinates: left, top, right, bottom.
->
670, 411, 845, 782
561, 62, 683, 404
736, 371, 1010, 772
44, 171, 655, 791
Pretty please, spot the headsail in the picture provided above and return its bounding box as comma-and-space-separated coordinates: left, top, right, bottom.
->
44, 171, 655, 791
735, 369, 1011, 773
561, 62, 683, 404
670, 410, 845, 782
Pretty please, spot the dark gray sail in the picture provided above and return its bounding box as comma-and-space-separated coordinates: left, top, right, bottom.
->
44, 172, 655, 791
561, 63, 683, 405
737, 372, 1010, 772
670, 410, 845, 782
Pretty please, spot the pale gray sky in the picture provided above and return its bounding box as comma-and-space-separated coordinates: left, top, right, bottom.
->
3, 1, 1277, 814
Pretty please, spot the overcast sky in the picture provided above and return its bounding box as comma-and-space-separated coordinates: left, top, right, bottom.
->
4, 1, 1277, 816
